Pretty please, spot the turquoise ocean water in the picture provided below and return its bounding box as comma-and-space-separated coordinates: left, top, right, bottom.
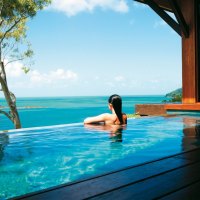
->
0, 96, 166, 130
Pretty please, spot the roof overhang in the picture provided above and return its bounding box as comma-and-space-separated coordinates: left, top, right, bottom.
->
135, 0, 172, 12
134, 0, 189, 38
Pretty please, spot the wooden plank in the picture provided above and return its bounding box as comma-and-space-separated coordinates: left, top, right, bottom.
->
197, 0, 200, 102
168, 0, 189, 38
164, 103, 200, 110
159, 181, 200, 200
91, 162, 200, 200
135, 103, 200, 112
135, 104, 166, 115
179, 0, 197, 103
13, 156, 194, 200
175, 148, 200, 161
134, 0, 172, 12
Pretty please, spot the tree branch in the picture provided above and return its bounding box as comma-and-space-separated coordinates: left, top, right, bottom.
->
0, 19, 4, 27
0, 17, 26, 44
9, 91, 16, 104
2, 41, 17, 61
0, 61, 7, 83
4, 57, 24, 66
0, 0, 3, 18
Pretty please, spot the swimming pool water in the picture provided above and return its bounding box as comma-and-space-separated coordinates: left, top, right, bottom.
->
0, 116, 200, 199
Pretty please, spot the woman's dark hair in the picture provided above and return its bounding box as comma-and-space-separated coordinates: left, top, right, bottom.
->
108, 94, 123, 124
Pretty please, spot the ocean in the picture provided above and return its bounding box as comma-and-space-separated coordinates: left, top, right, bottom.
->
0, 96, 166, 130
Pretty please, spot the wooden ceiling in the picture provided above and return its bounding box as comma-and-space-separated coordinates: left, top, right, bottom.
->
134, 0, 173, 12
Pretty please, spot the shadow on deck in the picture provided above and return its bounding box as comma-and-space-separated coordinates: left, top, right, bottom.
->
12, 148, 200, 200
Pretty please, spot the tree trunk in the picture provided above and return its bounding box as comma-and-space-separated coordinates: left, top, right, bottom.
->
0, 62, 21, 129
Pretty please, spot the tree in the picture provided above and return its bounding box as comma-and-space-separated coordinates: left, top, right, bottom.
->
0, 0, 51, 129
162, 88, 182, 103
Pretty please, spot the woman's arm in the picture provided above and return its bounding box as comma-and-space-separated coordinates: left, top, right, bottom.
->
84, 113, 108, 124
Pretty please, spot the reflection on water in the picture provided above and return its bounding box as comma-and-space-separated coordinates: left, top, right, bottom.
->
0, 133, 9, 161
110, 127, 123, 143
182, 118, 200, 150
84, 124, 126, 143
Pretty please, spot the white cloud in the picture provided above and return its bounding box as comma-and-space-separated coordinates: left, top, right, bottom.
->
150, 79, 159, 84
106, 81, 115, 87
154, 20, 167, 28
114, 75, 124, 82
114, 0, 128, 12
30, 68, 78, 85
5, 61, 24, 78
49, 0, 129, 16
94, 76, 100, 80
5, 61, 78, 90
133, 2, 148, 9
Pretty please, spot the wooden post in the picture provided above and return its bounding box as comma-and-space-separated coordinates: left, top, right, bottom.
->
135, 0, 200, 110
178, 0, 198, 103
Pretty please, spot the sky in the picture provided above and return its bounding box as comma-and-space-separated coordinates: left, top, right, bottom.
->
5, 0, 182, 97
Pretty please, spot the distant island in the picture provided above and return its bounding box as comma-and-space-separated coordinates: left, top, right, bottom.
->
163, 88, 182, 103
166, 88, 182, 97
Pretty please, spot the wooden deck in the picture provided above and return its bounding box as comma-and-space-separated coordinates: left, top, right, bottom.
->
165, 103, 200, 111
12, 148, 200, 200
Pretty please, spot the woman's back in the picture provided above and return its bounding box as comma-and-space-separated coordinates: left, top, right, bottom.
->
104, 113, 127, 125
84, 94, 127, 125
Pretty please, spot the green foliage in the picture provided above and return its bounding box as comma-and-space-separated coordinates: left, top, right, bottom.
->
24, 48, 34, 57
170, 94, 182, 102
0, 0, 51, 70
0, 0, 51, 128
22, 66, 30, 74
127, 114, 141, 118
166, 88, 182, 97
163, 88, 183, 103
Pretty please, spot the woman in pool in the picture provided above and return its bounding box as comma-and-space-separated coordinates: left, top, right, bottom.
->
84, 94, 127, 125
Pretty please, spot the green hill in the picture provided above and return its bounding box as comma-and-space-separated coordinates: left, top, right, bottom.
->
162, 88, 182, 103
166, 88, 182, 97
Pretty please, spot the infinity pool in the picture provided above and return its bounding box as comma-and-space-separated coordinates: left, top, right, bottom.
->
0, 115, 200, 199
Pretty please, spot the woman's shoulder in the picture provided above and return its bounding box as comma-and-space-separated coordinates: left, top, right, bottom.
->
103, 113, 115, 119
99, 113, 112, 117
122, 113, 127, 118
122, 113, 127, 124
84, 113, 111, 124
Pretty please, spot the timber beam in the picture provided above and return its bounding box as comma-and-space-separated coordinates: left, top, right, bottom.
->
143, 0, 181, 36
134, 0, 172, 12
168, 0, 189, 38
136, 0, 190, 37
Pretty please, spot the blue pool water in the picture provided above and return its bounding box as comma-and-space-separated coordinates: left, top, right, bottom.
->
1, 115, 200, 199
